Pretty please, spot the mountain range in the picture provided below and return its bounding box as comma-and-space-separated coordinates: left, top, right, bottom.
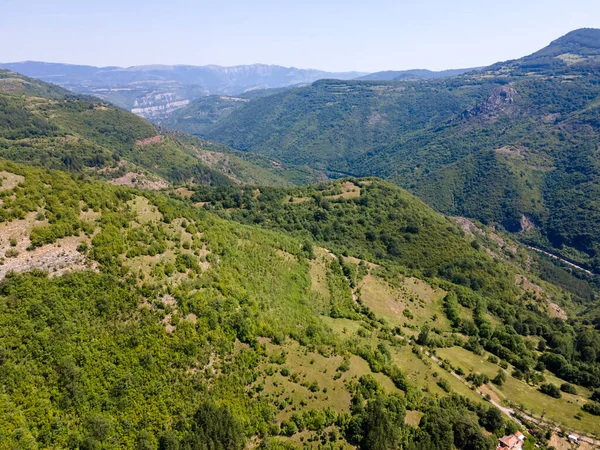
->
0, 61, 366, 120
163, 28, 600, 274
1, 28, 600, 450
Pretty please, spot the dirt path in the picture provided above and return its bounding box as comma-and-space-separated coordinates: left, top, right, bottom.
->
421, 347, 600, 447
525, 245, 595, 276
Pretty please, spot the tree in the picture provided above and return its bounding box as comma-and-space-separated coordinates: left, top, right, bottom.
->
582, 402, 600, 416
560, 383, 577, 395
185, 402, 245, 450
358, 396, 404, 450
492, 370, 506, 386
481, 407, 504, 434
417, 325, 431, 346
419, 409, 454, 450
453, 414, 496, 450
443, 292, 461, 327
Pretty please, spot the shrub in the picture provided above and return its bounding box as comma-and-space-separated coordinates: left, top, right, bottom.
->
487, 355, 499, 364
437, 379, 451, 393
492, 370, 506, 386
337, 358, 350, 372
582, 402, 600, 416
466, 372, 489, 387
540, 383, 561, 398
560, 383, 577, 395
5, 248, 19, 258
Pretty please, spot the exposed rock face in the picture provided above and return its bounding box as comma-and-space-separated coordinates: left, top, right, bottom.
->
463, 85, 521, 121
0, 61, 365, 120
131, 92, 190, 119
520, 215, 535, 233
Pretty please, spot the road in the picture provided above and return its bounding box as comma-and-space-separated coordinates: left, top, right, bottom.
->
422, 348, 600, 448
525, 245, 595, 276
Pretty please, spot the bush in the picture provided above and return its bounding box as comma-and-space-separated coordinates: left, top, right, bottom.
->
560, 383, 577, 395
5, 248, 19, 258
492, 370, 506, 386
582, 402, 600, 416
540, 383, 561, 398
466, 372, 489, 388
337, 358, 351, 372
437, 379, 452, 393
281, 419, 298, 436
308, 381, 320, 392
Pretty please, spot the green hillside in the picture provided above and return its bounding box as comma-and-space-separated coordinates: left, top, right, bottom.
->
0, 69, 291, 188
1, 159, 599, 448
164, 29, 600, 271
160, 88, 291, 137
3, 29, 600, 450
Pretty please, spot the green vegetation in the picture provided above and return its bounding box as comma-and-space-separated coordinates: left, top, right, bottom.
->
0, 158, 584, 447
3, 32, 600, 447
167, 29, 600, 271
539, 383, 561, 398
0, 69, 291, 188
0, 160, 536, 448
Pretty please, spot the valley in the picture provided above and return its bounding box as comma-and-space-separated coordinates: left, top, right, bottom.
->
0, 23, 600, 450
163, 28, 600, 275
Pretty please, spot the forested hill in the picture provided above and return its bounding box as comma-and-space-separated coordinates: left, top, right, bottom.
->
162, 28, 600, 272
1, 160, 600, 448
0, 69, 293, 188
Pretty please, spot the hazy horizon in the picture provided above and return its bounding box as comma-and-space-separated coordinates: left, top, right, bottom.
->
1, 0, 600, 73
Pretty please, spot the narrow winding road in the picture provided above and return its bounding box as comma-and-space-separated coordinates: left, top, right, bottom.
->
525, 245, 595, 276
423, 348, 600, 448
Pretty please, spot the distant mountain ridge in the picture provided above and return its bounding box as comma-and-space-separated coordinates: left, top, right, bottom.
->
356, 67, 479, 81
0, 61, 366, 119
0, 68, 295, 187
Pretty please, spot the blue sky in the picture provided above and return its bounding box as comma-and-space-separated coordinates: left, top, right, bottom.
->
1, 0, 599, 72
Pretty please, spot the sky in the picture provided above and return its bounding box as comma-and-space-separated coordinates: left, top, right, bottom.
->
1, 0, 600, 73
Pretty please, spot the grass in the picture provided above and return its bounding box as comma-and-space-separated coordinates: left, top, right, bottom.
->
437, 346, 600, 436
0, 171, 24, 192
391, 345, 484, 404
358, 274, 449, 332
308, 249, 332, 315
320, 316, 363, 337
323, 181, 361, 200
404, 410, 424, 427
128, 196, 163, 224
256, 341, 399, 421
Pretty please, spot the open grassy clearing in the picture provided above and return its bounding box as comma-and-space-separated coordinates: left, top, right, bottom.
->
358, 273, 449, 332
323, 181, 361, 200
437, 346, 600, 436
256, 341, 399, 422
0, 171, 24, 191
391, 345, 484, 404
320, 316, 364, 337
127, 195, 162, 223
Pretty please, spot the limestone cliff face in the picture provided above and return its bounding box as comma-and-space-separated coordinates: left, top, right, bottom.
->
131, 92, 190, 119
0, 62, 366, 121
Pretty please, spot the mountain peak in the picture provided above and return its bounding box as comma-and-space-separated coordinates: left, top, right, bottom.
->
550, 28, 600, 49
527, 28, 600, 61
